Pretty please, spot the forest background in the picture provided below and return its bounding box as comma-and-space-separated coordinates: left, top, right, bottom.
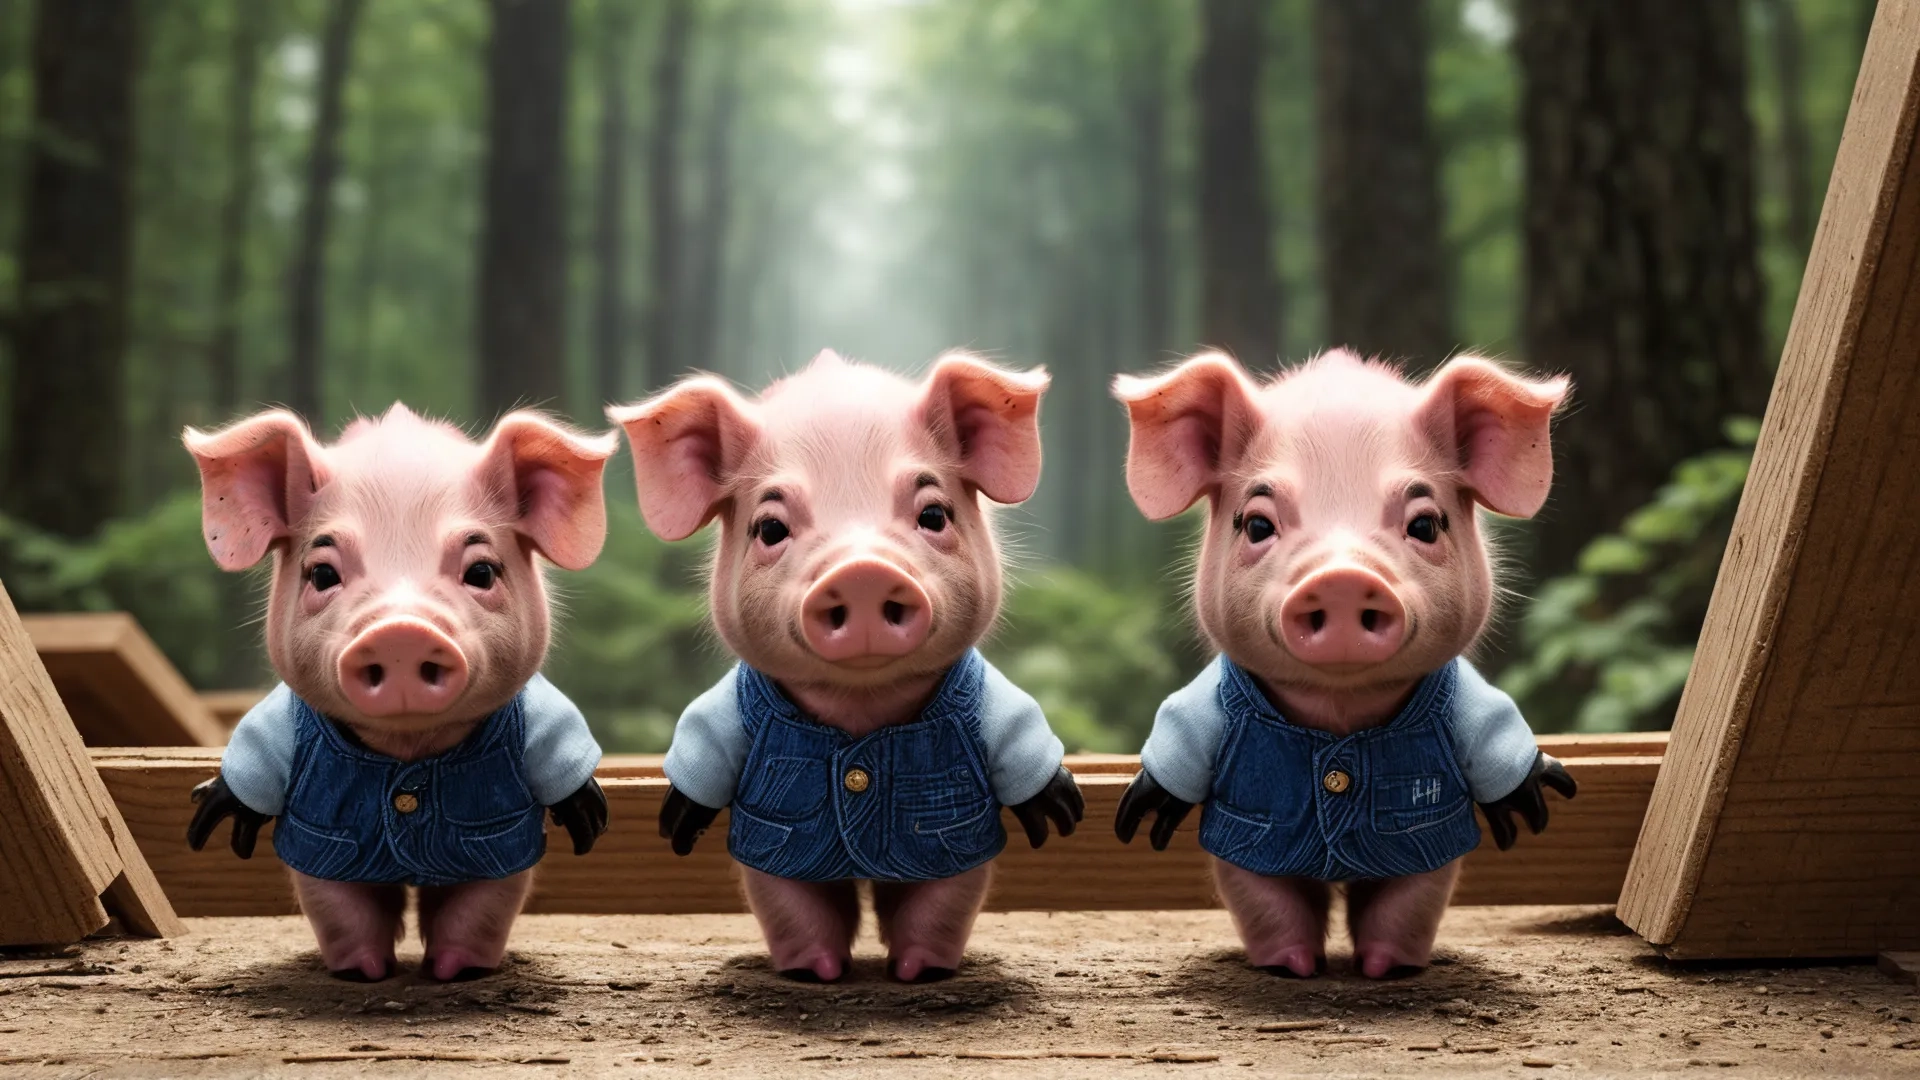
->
0, 0, 1872, 753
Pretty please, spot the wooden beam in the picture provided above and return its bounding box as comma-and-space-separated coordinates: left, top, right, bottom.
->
0, 586, 183, 945
92, 735, 1660, 918
198, 689, 266, 733
1617, 0, 1920, 960
23, 613, 225, 747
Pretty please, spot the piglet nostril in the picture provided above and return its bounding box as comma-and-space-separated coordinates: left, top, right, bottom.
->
1307, 610, 1327, 634
828, 605, 848, 631
882, 600, 906, 626
364, 664, 385, 688
420, 661, 441, 687
1360, 609, 1380, 633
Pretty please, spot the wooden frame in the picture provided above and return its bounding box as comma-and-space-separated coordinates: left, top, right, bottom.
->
0, 585, 183, 946
23, 613, 225, 747
1617, 0, 1920, 959
94, 733, 1660, 918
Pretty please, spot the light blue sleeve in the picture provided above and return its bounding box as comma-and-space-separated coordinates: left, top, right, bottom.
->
220, 683, 299, 816
1446, 659, 1542, 803
661, 667, 750, 811
520, 673, 604, 806
976, 658, 1066, 806
1138, 659, 1229, 805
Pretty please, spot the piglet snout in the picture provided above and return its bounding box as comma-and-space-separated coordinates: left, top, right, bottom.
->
801, 558, 932, 664
338, 618, 470, 717
1279, 567, 1406, 667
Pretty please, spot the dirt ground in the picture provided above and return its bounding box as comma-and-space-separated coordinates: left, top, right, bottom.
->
1, 905, 1915, 1078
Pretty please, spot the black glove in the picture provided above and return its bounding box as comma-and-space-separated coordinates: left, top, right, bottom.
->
187, 775, 272, 859
1476, 750, 1577, 851
1114, 769, 1195, 851
658, 784, 723, 856
549, 777, 611, 856
1008, 766, 1085, 849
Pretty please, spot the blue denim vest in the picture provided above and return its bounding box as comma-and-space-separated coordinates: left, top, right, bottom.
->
271, 691, 548, 886
727, 649, 1007, 882
1200, 658, 1482, 881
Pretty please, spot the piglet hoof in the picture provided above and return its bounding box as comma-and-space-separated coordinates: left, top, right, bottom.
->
1355, 947, 1427, 981
328, 958, 395, 983
774, 953, 847, 984
887, 957, 956, 984
422, 952, 498, 983
1254, 949, 1325, 979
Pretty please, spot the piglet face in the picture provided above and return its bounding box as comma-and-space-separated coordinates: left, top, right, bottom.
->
612, 351, 1048, 695
1115, 350, 1566, 692
185, 406, 616, 734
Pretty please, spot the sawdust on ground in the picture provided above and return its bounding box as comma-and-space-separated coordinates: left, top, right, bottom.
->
1, 905, 1915, 1078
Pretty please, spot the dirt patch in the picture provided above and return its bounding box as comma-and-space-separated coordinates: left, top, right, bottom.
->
1, 905, 1915, 1077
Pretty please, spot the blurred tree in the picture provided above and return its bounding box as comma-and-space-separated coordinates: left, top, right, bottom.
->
6, 0, 138, 537
208, 0, 261, 419
590, 0, 633, 406
1315, 0, 1451, 371
642, 0, 693, 392
684, 9, 742, 378
1758, 0, 1815, 257
477, 0, 570, 419
287, 0, 364, 426
1517, 0, 1770, 585
1195, 0, 1280, 368
1122, 0, 1174, 364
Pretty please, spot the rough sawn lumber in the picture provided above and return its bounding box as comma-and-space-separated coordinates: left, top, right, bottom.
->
22, 612, 225, 747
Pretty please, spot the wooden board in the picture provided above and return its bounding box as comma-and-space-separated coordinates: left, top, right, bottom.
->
198, 689, 267, 733
0, 585, 184, 945
1616, 0, 1920, 960
91, 735, 1660, 918
23, 613, 225, 747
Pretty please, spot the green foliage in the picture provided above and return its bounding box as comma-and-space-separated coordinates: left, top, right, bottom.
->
1500, 418, 1760, 732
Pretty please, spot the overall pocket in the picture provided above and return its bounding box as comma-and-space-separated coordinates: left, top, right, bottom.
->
1199, 801, 1273, 865
273, 815, 362, 881
439, 748, 534, 826
1371, 773, 1465, 835
728, 805, 796, 866
456, 806, 547, 880
736, 756, 828, 822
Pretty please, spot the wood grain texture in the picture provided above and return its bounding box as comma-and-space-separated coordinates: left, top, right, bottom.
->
23, 613, 225, 747
1618, 0, 1920, 958
0, 586, 183, 944
92, 745, 1658, 917
198, 690, 266, 732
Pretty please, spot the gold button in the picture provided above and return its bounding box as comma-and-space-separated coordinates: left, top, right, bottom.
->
1322, 769, 1351, 795
843, 768, 871, 793
393, 792, 420, 814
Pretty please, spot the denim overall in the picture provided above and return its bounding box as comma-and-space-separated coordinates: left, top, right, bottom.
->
727, 649, 1007, 882
1200, 658, 1482, 881
270, 691, 548, 886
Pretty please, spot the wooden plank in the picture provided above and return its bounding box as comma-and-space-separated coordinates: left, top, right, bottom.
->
1617, 0, 1920, 959
92, 748, 1655, 917
199, 690, 266, 733
23, 613, 225, 747
0, 585, 183, 944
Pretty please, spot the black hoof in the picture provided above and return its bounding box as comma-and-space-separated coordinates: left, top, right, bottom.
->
778, 967, 830, 983
1259, 957, 1326, 979
421, 956, 497, 983
330, 961, 393, 983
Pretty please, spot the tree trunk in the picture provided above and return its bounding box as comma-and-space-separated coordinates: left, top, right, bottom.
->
1758, 0, 1814, 258
1315, 0, 1451, 371
642, 0, 693, 392
209, 0, 261, 418
590, 1, 631, 406
1193, 0, 1281, 368
5, 0, 138, 538
1517, 0, 1770, 583
683, 50, 740, 377
477, 0, 570, 420
285, 0, 362, 427
1126, 13, 1171, 364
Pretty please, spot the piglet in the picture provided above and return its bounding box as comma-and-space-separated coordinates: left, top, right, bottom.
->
1112, 350, 1577, 979
183, 404, 617, 982
611, 350, 1084, 983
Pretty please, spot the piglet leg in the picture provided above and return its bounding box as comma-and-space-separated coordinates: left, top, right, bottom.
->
289, 872, 406, 981
740, 867, 861, 982
871, 864, 991, 983
1212, 858, 1331, 978
1343, 859, 1461, 979
416, 871, 535, 982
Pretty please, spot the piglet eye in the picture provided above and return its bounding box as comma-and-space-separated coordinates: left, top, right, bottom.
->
1243, 515, 1276, 544
754, 519, 790, 547
917, 504, 949, 533
307, 563, 341, 591
462, 561, 500, 590
1407, 514, 1442, 544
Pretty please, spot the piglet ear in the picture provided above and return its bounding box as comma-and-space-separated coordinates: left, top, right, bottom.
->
479, 412, 620, 571
183, 411, 327, 571
608, 376, 761, 541
917, 352, 1050, 505
1112, 352, 1261, 520
1417, 356, 1570, 519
